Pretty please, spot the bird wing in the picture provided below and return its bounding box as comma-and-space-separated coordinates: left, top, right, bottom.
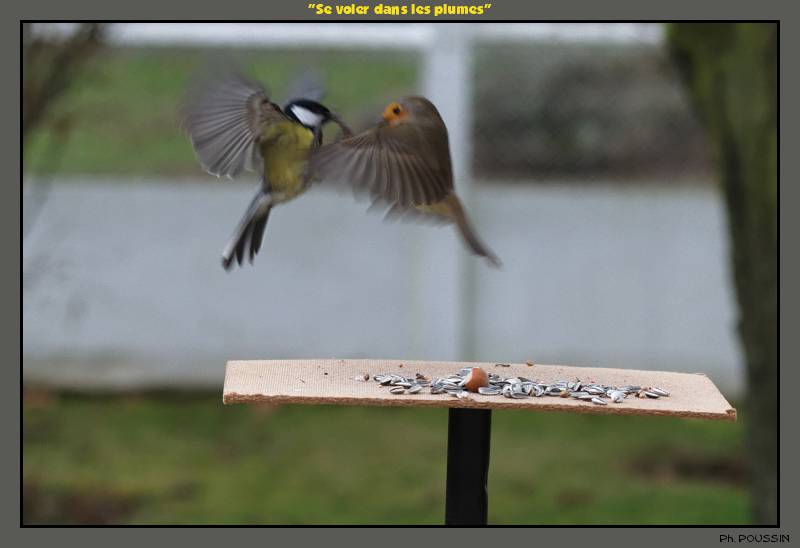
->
285, 68, 326, 104
180, 69, 287, 179
308, 119, 454, 208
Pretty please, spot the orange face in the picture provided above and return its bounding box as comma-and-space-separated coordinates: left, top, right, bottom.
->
382, 102, 408, 125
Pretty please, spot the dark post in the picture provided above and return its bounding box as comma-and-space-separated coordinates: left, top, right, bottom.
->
445, 408, 492, 525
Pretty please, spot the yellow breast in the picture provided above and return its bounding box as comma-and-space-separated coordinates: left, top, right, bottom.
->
260, 122, 315, 201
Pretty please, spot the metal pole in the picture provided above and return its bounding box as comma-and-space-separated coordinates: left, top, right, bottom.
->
445, 408, 492, 525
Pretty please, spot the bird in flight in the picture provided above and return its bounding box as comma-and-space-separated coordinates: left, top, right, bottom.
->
181, 68, 351, 270
182, 69, 500, 269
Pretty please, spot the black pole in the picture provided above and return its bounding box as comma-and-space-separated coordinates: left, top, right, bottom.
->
445, 408, 492, 525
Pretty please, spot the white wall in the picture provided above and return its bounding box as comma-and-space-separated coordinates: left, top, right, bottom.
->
22, 178, 743, 394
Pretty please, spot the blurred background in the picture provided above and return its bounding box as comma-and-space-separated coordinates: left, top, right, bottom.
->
22, 22, 776, 525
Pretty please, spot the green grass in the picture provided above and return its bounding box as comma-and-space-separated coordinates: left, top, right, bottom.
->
23, 391, 748, 525
25, 47, 419, 176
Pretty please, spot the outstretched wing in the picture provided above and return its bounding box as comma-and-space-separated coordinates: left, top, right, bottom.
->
308, 120, 453, 208
180, 69, 286, 179
285, 68, 326, 104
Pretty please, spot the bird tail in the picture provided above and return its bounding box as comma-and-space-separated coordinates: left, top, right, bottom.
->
446, 194, 502, 268
221, 189, 273, 270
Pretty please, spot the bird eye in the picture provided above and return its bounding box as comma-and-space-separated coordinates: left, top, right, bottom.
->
393, 106, 402, 115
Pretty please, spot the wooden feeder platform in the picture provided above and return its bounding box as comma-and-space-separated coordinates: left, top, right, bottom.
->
223, 359, 735, 421
222, 358, 736, 525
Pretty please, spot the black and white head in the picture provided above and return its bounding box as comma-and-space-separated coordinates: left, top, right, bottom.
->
284, 99, 332, 132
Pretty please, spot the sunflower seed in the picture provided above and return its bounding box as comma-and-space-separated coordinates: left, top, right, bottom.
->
608, 390, 626, 403
367, 370, 675, 407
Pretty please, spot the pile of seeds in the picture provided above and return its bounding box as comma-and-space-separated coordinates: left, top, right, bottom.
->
366, 368, 670, 405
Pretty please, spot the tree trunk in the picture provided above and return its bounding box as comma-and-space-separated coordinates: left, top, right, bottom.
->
668, 23, 777, 525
